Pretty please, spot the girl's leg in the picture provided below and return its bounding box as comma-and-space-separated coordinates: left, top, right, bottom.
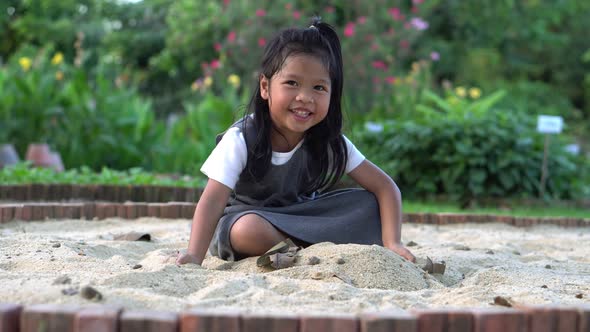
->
230, 213, 286, 257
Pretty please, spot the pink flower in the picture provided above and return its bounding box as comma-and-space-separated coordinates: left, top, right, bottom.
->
223, 0, 230, 6
227, 31, 236, 43
400, 40, 410, 49
372, 60, 388, 70
413, 0, 424, 4
344, 22, 355, 37
293, 11, 301, 19
210, 59, 220, 69
325, 6, 335, 13
285, 3, 292, 10
258, 38, 266, 47
214, 43, 222, 52
388, 7, 403, 21
357, 16, 367, 24
385, 76, 397, 84
430, 51, 440, 61
255, 9, 266, 17
410, 17, 429, 31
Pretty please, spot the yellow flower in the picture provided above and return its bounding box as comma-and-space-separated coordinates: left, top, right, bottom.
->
455, 86, 467, 98
51, 52, 64, 66
19, 57, 32, 71
55, 71, 64, 81
469, 87, 482, 99
204, 76, 213, 87
227, 74, 240, 88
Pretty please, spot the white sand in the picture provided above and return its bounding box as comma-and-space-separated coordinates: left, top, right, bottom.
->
0, 218, 588, 314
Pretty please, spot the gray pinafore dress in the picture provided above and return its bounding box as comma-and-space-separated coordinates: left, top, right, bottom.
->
209, 118, 383, 261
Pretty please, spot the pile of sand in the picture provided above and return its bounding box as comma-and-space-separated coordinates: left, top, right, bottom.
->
0, 218, 588, 314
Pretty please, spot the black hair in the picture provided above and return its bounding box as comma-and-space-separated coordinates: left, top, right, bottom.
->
243, 17, 347, 193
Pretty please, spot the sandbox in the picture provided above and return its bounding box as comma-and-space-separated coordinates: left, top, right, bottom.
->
0, 187, 589, 331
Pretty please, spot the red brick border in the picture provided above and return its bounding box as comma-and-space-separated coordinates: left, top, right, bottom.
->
1, 304, 590, 332
0, 184, 200, 203
1, 203, 588, 226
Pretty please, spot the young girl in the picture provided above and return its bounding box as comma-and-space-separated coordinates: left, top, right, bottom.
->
177, 18, 415, 265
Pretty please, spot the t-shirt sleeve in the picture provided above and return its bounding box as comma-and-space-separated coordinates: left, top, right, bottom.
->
200, 127, 247, 190
343, 135, 365, 173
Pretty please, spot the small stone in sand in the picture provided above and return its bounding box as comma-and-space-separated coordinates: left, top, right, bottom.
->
53, 275, 71, 285
336, 257, 346, 265
541, 285, 548, 288
576, 293, 583, 299
311, 272, 324, 280
485, 250, 494, 255
453, 245, 470, 251
307, 256, 320, 265
80, 286, 103, 301
512, 250, 521, 255
406, 241, 418, 247
493, 296, 513, 307
132, 264, 142, 270
61, 287, 78, 296
52, 243, 61, 248
545, 264, 552, 269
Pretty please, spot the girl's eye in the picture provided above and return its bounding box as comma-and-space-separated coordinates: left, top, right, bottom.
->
315, 85, 327, 91
285, 80, 298, 86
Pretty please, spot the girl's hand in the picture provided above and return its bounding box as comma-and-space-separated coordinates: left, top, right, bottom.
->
386, 243, 416, 262
176, 252, 202, 265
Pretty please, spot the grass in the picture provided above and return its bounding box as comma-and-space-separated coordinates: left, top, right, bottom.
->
404, 200, 589, 219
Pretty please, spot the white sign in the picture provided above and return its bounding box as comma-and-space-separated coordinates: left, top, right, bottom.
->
537, 115, 563, 134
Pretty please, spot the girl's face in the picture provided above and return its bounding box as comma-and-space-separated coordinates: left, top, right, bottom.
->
260, 54, 331, 150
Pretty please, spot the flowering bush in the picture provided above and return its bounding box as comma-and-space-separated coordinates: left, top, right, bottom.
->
177, 0, 438, 116
0, 45, 163, 170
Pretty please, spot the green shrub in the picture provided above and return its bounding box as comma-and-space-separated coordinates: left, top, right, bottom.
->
356, 89, 586, 204
0, 45, 164, 170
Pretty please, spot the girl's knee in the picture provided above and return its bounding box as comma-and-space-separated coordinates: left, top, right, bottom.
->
230, 214, 284, 256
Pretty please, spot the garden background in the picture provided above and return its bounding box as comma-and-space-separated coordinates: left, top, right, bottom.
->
1, 0, 589, 208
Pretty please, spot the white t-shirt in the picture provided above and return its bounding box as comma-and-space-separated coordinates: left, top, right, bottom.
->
201, 127, 365, 189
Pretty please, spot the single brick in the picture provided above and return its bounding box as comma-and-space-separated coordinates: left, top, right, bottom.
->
300, 314, 359, 332
103, 204, 117, 218
361, 311, 417, 332
184, 188, 197, 202
120, 310, 178, 332
160, 203, 180, 219
158, 186, 176, 202
180, 309, 240, 332
144, 186, 159, 202
82, 203, 96, 220
20, 205, 33, 221
15, 185, 28, 201
63, 204, 82, 219
402, 213, 419, 224
125, 203, 137, 219
31, 203, 45, 221
179, 203, 196, 219
495, 215, 515, 226
132, 186, 145, 202
241, 314, 299, 332
61, 185, 73, 201
0, 303, 23, 332
74, 306, 121, 332
472, 309, 527, 332
116, 204, 128, 219
135, 203, 148, 218
0, 205, 16, 223
146, 204, 161, 217
578, 305, 590, 332
119, 186, 133, 202
21, 304, 79, 332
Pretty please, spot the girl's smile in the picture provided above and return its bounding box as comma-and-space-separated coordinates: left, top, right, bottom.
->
260, 54, 331, 151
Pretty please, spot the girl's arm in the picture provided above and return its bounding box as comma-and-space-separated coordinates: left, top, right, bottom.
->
176, 179, 232, 265
348, 159, 416, 262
